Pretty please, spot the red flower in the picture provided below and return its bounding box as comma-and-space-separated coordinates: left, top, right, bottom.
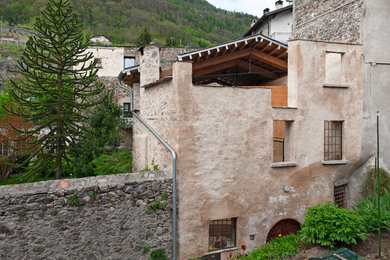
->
241, 245, 247, 251
237, 256, 241, 259
229, 253, 233, 258
245, 254, 248, 257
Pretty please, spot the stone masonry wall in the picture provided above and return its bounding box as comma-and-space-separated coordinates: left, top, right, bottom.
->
292, 0, 364, 44
0, 171, 173, 260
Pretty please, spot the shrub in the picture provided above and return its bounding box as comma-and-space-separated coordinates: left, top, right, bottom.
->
150, 248, 168, 260
354, 189, 390, 232
234, 235, 300, 259
362, 166, 390, 197
299, 202, 366, 248
91, 150, 132, 175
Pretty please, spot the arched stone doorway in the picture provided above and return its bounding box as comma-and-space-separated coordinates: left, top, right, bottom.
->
266, 219, 301, 242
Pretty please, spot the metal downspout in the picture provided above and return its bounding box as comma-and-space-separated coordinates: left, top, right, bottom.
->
117, 79, 178, 260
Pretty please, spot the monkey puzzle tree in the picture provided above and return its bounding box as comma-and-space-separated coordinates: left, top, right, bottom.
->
6, 0, 105, 179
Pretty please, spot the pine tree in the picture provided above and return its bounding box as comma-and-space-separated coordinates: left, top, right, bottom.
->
135, 27, 153, 46
6, 0, 105, 179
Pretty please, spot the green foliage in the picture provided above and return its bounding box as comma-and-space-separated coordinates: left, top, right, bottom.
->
89, 191, 97, 198
235, 235, 300, 259
135, 27, 153, 46
299, 202, 366, 248
362, 166, 390, 197
354, 189, 390, 232
5, 0, 105, 180
150, 248, 168, 260
142, 245, 150, 255
91, 150, 132, 176
151, 159, 159, 171
70, 94, 128, 178
67, 194, 80, 206
161, 192, 168, 200
140, 167, 151, 172
0, 0, 255, 47
146, 200, 167, 214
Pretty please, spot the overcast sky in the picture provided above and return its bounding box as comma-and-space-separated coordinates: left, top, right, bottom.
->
207, 0, 288, 17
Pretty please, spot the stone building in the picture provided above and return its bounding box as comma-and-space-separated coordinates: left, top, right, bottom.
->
292, 0, 390, 206
118, 28, 363, 258
244, 0, 293, 43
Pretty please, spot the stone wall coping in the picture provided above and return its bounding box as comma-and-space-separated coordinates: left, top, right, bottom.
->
0, 170, 171, 198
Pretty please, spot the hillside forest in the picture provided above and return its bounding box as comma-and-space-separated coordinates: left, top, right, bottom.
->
0, 0, 256, 47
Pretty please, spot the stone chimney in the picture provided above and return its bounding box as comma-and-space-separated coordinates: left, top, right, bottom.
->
275, 0, 283, 9
263, 8, 270, 15
251, 19, 257, 27
140, 43, 160, 87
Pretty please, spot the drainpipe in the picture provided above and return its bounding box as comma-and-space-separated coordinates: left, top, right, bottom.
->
117, 78, 178, 260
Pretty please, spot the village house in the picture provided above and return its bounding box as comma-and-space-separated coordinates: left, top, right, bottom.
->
244, 0, 293, 43
118, 28, 363, 259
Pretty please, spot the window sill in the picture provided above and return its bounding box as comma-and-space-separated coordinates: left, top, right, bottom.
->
271, 162, 298, 168
323, 84, 350, 88
206, 247, 239, 255
322, 160, 349, 165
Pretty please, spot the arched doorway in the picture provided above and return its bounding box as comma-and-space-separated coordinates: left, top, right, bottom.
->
266, 219, 301, 242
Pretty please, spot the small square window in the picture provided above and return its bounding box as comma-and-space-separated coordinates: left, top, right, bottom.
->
124, 56, 135, 69
324, 121, 342, 160
123, 102, 131, 117
209, 218, 236, 251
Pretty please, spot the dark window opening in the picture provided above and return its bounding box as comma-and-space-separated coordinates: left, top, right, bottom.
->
209, 218, 236, 251
123, 102, 131, 117
324, 121, 342, 160
334, 184, 347, 208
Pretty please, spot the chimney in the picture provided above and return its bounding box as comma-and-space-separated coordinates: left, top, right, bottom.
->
263, 8, 270, 14
251, 19, 257, 27
275, 0, 283, 9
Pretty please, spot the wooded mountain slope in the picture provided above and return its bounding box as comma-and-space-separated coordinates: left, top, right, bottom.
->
0, 0, 256, 46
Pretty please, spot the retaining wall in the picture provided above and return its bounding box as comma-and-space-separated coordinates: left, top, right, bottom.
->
0, 171, 173, 260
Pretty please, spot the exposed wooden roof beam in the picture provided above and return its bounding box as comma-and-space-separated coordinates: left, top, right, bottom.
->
251, 49, 287, 70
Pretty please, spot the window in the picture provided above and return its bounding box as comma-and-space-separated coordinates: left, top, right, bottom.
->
209, 218, 236, 251
124, 56, 135, 69
94, 58, 102, 68
273, 120, 294, 163
334, 184, 347, 208
0, 142, 9, 156
123, 102, 131, 117
324, 121, 342, 160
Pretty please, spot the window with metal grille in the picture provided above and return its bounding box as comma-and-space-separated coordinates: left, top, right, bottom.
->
123, 102, 131, 117
334, 184, 347, 208
324, 121, 342, 160
209, 218, 236, 251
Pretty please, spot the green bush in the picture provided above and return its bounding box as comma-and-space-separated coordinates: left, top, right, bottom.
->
362, 167, 390, 197
299, 202, 366, 248
91, 150, 132, 176
354, 189, 390, 232
235, 235, 300, 259
150, 248, 168, 260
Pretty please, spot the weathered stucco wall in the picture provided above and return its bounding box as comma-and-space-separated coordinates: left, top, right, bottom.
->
292, 0, 363, 44
0, 171, 173, 260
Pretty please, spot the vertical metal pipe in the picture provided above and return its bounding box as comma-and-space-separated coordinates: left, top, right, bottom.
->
117, 79, 178, 260
377, 111, 381, 258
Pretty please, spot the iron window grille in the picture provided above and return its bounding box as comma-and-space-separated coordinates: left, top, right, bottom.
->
209, 218, 236, 251
324, 121, 342, 160
124, 57, 135, 69
334, 184, 347, 208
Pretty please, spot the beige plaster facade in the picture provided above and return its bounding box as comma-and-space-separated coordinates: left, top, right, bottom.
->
128, 39, 364, 259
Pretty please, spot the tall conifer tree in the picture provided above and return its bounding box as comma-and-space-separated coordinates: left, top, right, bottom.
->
7, 0, 105, 179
